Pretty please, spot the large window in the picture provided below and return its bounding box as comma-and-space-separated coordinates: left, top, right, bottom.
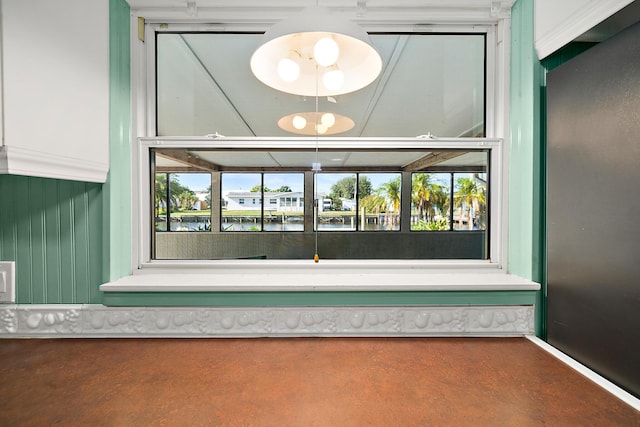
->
145, 29, 500, 262
151, 147, 491, 260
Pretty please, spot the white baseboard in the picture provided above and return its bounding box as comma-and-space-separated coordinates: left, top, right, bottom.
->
0, 304, 534, 337
526, 336, 640, 411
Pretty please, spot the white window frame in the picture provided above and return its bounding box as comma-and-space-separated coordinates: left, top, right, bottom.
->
128, 17, 512, 280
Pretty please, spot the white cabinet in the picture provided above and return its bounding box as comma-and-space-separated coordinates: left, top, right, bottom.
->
0, 0, 110, 183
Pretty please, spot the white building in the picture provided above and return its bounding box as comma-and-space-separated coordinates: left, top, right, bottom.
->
224, 191, 304, 212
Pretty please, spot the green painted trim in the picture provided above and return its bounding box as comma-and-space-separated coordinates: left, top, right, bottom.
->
105, 0, 132, 283
509, 0, 538, 281
510, 0, 544, 336
102, 290, 538, 307
542, 42, 597, 71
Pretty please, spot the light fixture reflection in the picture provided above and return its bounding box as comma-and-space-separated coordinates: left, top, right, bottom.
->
277, 58, 300, 82
250, 6, 382, 96
313, 37, 339, 67
323, 69, 344, 91
292, 115, 307, 129
321, 112, 336, 127
278, 111, 354, 135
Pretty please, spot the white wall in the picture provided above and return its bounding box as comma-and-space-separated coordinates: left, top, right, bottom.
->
534, 0, 633, 59
0, 0, 110, 182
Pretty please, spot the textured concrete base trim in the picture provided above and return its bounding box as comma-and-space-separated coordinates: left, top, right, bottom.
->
0, 304, 534, 337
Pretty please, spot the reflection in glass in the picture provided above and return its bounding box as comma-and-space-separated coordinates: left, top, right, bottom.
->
156, 33, 485, 138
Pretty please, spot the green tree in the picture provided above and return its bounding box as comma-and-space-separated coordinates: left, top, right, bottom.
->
155, 174, 191, 215
454, 176, 486, 229
276, 185, 292, 192
250, 184, 271, 192
379, 176, 401, 214
176, 191, 198, 212
155, 173, 199, 215
329, 176, 372, 209
412, 173, 448, 222
205, 185, 211, 206
360, 176, 401, 230
360, 193, 387, 213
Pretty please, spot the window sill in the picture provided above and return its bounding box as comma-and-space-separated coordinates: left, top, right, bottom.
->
100, 261, 540, 293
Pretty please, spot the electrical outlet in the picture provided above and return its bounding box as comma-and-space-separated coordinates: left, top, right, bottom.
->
0, 261, 15, 303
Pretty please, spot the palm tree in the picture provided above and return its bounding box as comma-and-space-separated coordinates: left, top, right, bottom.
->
176, 191, 198, 212
154, 174, 175, 216
412, 173, 448, 222
454, 176, 486, 230
379, 176, 401, 228
360, 193, 387, 213
380, 176, 401, 213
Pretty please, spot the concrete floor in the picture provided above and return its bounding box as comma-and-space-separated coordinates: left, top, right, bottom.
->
1, 337, 638, 426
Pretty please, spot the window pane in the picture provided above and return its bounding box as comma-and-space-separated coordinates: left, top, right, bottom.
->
359, 173, 401, 231
411, 173, 451, 231
221, 173, 262, 231
263, 173, 304, 231
152, 147, 489, 260
156, 33, 485, 138
154, 172, 211, 232
316, 173, 357, 231
154, 173, 168, 232
453, 173, 487, 231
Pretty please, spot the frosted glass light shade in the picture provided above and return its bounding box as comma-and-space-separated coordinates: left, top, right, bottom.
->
321, 112, 336, 127
250, 6, 382, 96
278, 111, 354, 135
314, 37, 339, 67
277, 58, 300, 82
323, 69, 344, 91
292, 115, 307, 129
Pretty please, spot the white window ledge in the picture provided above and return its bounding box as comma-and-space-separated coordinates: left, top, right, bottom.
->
100, 262, 540, 292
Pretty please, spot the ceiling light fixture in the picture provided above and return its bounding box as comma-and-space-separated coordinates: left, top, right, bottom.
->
278, 111, 354, 135
250, 5, 382, 96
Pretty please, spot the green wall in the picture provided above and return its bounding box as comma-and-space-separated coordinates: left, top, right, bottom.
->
0, 176, 103, 303
508, 0, 543, 282
509, 0, 544, 334
105, 0, 132, 281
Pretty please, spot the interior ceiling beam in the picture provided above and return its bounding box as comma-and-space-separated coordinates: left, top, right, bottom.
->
217, 166, 402, 172
156, 166, 206, 173
402, 151, 466, 171
156, 150, 220, 171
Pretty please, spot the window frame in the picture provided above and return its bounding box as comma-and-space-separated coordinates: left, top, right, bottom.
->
131, 20, 509, 272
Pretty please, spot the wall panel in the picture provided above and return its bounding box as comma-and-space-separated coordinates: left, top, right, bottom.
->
0, 175, 104, 304
546, 22, 640, 398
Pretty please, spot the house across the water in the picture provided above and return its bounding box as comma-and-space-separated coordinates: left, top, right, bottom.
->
224, 191, 304, 212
